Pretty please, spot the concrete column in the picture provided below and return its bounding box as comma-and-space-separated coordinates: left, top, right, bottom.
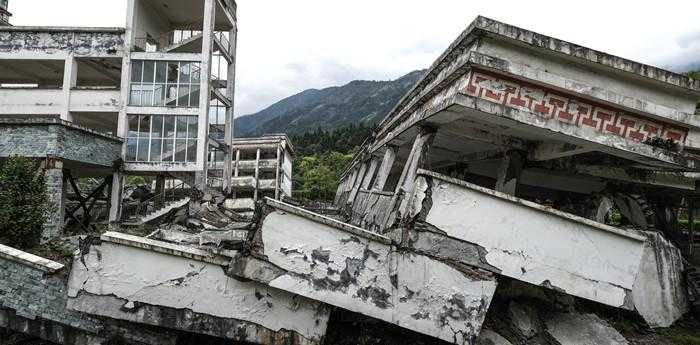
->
275, 145, 281, 200
361, 157, 380, 190
42, 159, 65, 242
254, 148, 260, 202
223, 26, 237, 195
495, 150, 526, 195
348, 161, 368, 206
373, 145, 397, 191
196, 0, 217, 190
155, 175, 165, 208
108, 172, 124, 225
60, 54, 77, 122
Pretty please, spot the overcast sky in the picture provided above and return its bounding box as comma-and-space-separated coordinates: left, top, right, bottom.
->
11, 0, 700, 116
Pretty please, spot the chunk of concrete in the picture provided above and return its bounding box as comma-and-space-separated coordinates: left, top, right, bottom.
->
631, 231, 688, 327
545, 313, 629, 345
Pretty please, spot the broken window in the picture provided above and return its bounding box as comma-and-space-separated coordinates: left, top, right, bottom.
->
130, 60, 201, 107
126, 115, 198, 163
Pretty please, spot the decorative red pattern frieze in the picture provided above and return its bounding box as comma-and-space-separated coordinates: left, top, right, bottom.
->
463, 71, 688, 144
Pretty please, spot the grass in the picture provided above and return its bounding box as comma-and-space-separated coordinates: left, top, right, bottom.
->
658, 327, 700, 345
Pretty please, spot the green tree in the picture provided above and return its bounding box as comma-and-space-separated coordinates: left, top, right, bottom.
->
294, 152, 354, 201
0, 156, 50, 249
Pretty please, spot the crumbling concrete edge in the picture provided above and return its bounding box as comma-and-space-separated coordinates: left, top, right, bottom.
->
100, 232, 232, 266
0, 244, 64, 273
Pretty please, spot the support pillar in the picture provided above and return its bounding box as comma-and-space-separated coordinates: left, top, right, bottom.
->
108, 172, 124, 225
275, 145, 281, 200
223, 25, 237, 195
196, 0, 217, 192
384, 127, 436, 229
495, 150, 526, 196
254, 148, 261, 202
155, 175, 165, 208
42, 158, 65, 242
60, 54, 77, 122
373, 145, 397, 191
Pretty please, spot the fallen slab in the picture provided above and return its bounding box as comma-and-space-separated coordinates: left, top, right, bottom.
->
67, 232, 330, 345
406, 170, 647, 309
230, 198, 498, 344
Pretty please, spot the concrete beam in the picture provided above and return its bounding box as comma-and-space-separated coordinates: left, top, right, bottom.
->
407, 170, 647, 309
529, 142, 593, 161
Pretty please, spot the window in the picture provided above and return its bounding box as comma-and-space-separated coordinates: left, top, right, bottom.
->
209, 97, 227, 141
130, 60, 201, 107
126, 115, 198, 163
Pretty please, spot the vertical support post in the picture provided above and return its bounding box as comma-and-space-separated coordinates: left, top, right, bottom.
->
61, 54, 78, 122
373, 145, 397, 191
348, 161, 368, 206
254, 148, 261, 202
361, 157, 380, 190
155, 175, 165, 208
196, 0, 217, 191
495, 150, 525, 195
108, 172, 124, 225
117, 0, 136, 142
275, 145, 281, 200
42, 158, 65, 242
384, 127, 436, 230
223, 26, 237, 195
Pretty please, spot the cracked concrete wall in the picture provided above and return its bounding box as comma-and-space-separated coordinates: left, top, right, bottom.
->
409, 172, 646, 309
67, 240, 329, 344
242, 207, 498, 344
631, 231, 688, 327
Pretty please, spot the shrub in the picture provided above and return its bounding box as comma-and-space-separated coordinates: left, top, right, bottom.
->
0, 156, 50, 249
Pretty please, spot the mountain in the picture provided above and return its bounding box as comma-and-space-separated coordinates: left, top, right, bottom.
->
234, 70, 425, 137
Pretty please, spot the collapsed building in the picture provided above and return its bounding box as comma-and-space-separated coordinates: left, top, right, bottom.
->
1, 4, 700, 345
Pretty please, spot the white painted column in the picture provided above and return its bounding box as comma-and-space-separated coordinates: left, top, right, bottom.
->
275, 145, 281, 200
373, 145, 397, 191
223, 26, 237, 195
254, 148, 261, 202
348, 161, 368, 206
361, 157, 380, 190
60, 54, 77, 122
108, 172, 124, 224
196, 0, 217, 191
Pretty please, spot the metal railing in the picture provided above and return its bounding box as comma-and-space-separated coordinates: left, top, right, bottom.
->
123, 181, 190, 221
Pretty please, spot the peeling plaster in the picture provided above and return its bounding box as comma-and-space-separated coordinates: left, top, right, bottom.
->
249, 209, 498, 344
67, 241, 329, 343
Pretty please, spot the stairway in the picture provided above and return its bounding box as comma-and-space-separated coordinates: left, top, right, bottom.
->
123, 197, 190, 226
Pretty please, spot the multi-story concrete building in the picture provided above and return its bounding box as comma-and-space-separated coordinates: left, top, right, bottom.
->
0, 0, 238, 237
0, 0, 10, 26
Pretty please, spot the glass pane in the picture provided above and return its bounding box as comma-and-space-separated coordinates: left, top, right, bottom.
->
186, 140, 197, 163
155, 61, 167, 83
189, 85, 200, 107
126, 138, 138, 161
176, 116, 189, 139
128, 115, 139, 138
129, 85, 141, 106
154, 84, 166, 106
150, 139, 162, 162
137, 138, 149, 161
166, 85, 178, 106
179, 62, 191, 84
167, 62, 179, 83
143, 61, 155, 83
190, 63, 201, 82
131, 61, 143, 82
187, 116, 198, 138
139, 116, 151, 138
178, 86, 190, 107
175, 139, 187, 162
162, 138, 175, 162
151, 115, 164, 138
164, 116, 175, 138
